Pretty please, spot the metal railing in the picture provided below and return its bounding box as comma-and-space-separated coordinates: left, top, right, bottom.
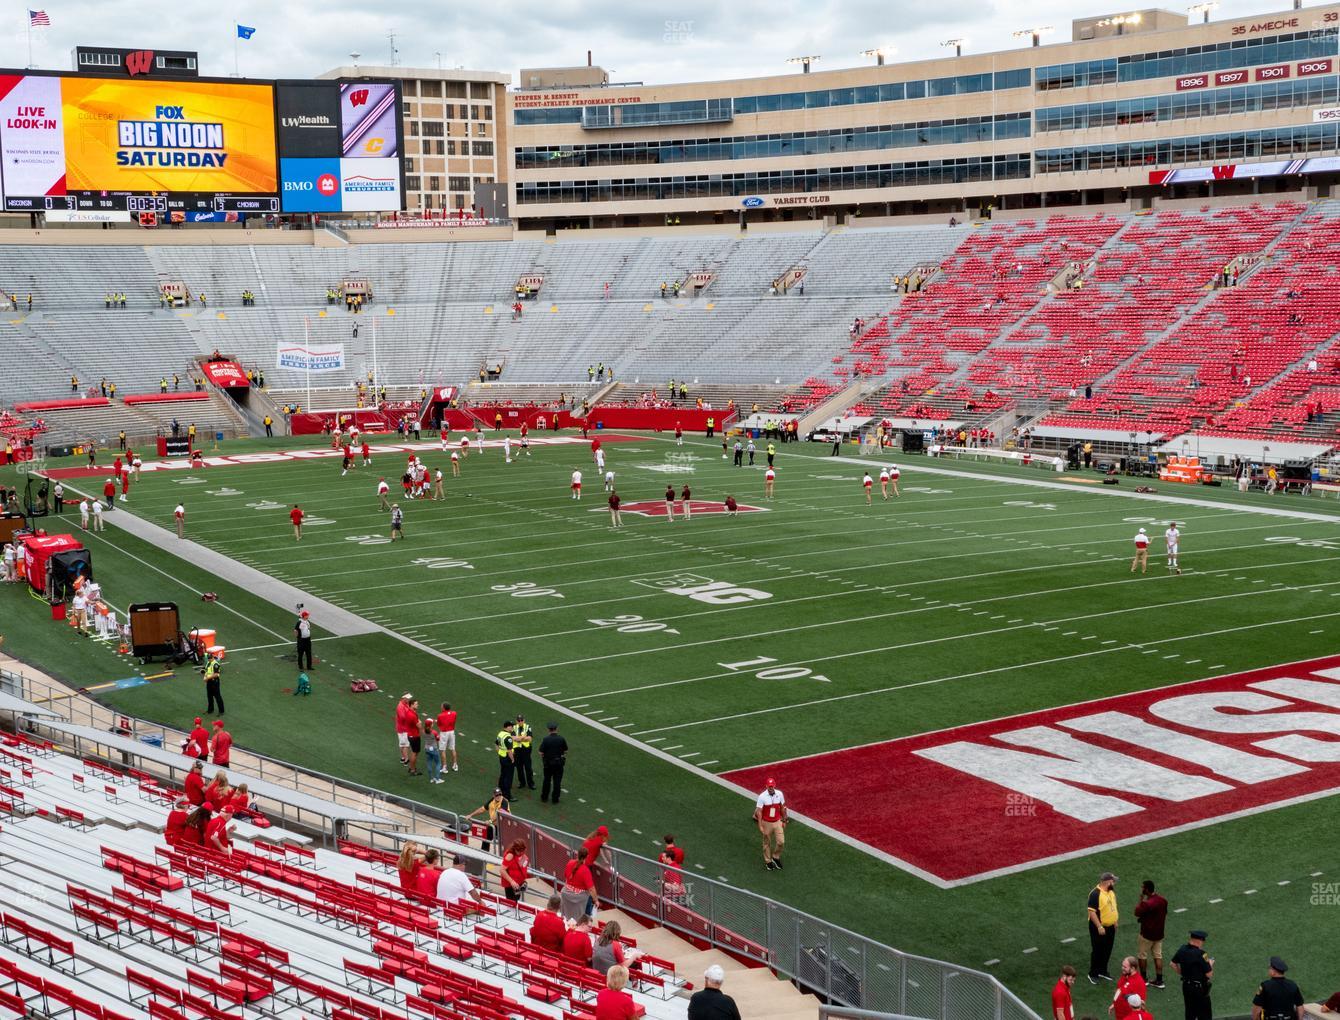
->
490, 812, 1041, 1020
3, 665, 1039, 1020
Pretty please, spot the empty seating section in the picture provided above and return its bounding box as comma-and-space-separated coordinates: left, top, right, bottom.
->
853, 215, 1124, 420
1038, 203, 1313, 435
0, 740, 690, 1020
2, 205, 1338, 446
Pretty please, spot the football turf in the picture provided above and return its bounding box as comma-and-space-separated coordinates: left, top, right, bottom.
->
5, 431, 1340, 1016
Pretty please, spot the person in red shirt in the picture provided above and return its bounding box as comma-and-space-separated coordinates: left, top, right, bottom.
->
210, 721, 232, 767
563, 846, 599, 920
436, 702, 458, 772
530, 895, 567, 952
187, 717, 210, 759
164, 799, 191, 846
361, 441, 371, 467
1124, 994, 1153, 1020
659, 834, 686, 897
178, 803, 210, 847
204, 805, 234, 855
724, 494, 738, 518
397, 841, 426, 892
120, 470, 130, 502
500, 838, 530, 902
1051, 964, 1075, 1020
582, 825, 609, 863
113, 456, 123, 480
402, 697, 422, 776
290, 504, 304, 541
102, 478, 115, 508
594, 966, 638, 1020
1111, 956, 1146, 1020
413, 848, 443, 899
561, 917, 593, 965
395, 693, 414, 765
228, 784, 251, 816
1133, 879, 1168, 987
183, 761, 207, 805
204, 772, 230, 809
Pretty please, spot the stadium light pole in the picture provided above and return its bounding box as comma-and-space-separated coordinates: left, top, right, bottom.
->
1098, 13, 1143, 34
1013, 26, 1053, 47
350, 51, 361, 72
942, 38, 968, 57
860, 47, 894, 66
787, 55, 821, 74
1187, 2, 1218, 23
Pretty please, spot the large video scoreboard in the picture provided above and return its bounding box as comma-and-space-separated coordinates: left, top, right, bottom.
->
0, 72, 404, 217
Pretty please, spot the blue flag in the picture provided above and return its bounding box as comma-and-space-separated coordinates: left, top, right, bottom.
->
236, 24, 256, 39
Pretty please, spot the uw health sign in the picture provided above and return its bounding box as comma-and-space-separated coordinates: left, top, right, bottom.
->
726, 655, 1340, 885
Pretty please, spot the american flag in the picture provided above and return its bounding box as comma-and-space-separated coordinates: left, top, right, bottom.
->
28, 9, 51, 26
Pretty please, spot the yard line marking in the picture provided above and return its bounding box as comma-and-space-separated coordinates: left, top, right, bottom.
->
1022, 947, 1037, 955
632, 610, 1340, 736
568, 703, 589, 710
614, 723, 634, 730
679, 752, 700, 759
662, 745, 683, 752
984, 959, 1001, 967
1185, 659, 1202, 665
1278, 880, 1290, 886
698, 760, 719, 767
1244, 889, 1257, 895
1209, 898, 1223, 904
1060, 937, 1076, 945
552, 578, 1340, 693
1174, 907, 1187, 913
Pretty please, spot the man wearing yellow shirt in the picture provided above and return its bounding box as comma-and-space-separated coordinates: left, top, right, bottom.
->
1087, 871, 1119, 984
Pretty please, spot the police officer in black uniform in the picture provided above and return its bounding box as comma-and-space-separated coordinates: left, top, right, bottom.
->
513, 713, 536, 791
539, 722, 568, 804
1252, 957, 1304, 1020
1171, 929, 1213, 1020
494, 719, 516, 799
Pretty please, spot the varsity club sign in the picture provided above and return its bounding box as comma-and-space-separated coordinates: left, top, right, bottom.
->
726, 655, 1340, 886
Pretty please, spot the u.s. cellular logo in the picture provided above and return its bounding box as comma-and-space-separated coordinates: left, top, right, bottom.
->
724, 654, 1340, 886
344, 175, 395, 192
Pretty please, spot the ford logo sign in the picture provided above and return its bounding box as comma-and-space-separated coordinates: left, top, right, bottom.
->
741, 196, 765, 208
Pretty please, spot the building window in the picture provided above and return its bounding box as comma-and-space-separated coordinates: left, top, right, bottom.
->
428, 176, 441, 192
449, 176, 470, 191
421, 80, 442, 98
515, 154, 1031, 204
421, 121, 445, 137
404, 158, 416, 173
405, 176, 422, 191
474, 122, 487, 137
472, 140, 494, 157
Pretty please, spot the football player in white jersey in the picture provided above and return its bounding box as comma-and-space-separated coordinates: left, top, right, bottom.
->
1164, 522, 1182, 574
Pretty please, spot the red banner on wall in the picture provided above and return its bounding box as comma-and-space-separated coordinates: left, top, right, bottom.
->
200, 360, 250, 388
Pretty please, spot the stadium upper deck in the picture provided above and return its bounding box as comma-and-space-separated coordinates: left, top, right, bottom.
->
507, 3, 1340, 230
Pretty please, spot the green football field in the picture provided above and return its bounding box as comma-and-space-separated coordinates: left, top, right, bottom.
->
5, 430, 1340, 1017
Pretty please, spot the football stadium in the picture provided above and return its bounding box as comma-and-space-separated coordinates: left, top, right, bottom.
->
1, 6, 1339, 1020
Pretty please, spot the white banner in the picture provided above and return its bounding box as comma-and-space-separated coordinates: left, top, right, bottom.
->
277, 343, 345, 373
45, 209, 133, 223
1314, 107, 1340, 122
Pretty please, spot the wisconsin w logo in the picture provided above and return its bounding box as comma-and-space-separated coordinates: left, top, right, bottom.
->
349, 89, 369, 107
126, 50, 154, 76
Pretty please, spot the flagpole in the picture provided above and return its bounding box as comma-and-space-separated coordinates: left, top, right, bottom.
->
234, 33, 239, 77
27, 17, 33, 69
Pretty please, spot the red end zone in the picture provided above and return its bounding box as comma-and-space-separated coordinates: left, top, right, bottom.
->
725, 654, 1340, 885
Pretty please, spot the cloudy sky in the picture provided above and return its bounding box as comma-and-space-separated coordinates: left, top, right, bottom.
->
5, 0, 1311, 85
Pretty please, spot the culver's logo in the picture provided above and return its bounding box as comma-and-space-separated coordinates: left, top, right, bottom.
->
741, 196, 765, 208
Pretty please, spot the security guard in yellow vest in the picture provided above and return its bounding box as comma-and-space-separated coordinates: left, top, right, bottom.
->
513, 714, 535, 791
495, 719, 516, 798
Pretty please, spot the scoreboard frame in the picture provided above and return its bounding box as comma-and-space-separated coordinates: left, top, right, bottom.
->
0, 68, 404, 217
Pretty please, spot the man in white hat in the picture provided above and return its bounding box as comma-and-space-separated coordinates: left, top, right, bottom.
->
1131, 528, 1150, 574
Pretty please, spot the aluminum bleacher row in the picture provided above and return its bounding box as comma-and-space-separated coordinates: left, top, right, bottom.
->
0, 732, 691, 1020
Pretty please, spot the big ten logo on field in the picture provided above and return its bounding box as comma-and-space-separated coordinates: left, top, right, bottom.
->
632, 571, 772, 605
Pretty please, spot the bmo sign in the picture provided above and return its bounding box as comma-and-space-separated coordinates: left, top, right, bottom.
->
279, 157, 342, 213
